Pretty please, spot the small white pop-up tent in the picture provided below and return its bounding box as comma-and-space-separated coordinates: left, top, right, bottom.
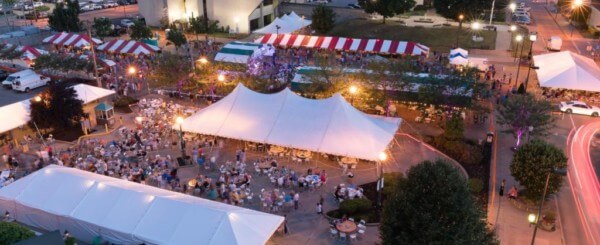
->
449, 48, 469, 65
533, 51, 600, 92
178, 83, 401, 161
253, 11, 311, 34
0, 165, 284, 245
214, 42, 264, 64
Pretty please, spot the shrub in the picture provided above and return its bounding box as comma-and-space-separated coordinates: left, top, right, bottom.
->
339, 198, 373, 215
432, 136, 483, 165
0, 222, 35, 245
544, 211, 556, 222
468, 178, 484, 194
36, 6, 50, 12
113, 96, 138, 107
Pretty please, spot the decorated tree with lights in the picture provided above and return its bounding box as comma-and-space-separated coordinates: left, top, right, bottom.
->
496, 94, 555, 147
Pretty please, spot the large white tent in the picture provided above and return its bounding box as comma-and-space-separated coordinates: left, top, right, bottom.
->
0, 165, 284, 245
0, 84, 115, 134
178, 84, 401, 161
449, 48, 468, 65
533, 51, 600, 92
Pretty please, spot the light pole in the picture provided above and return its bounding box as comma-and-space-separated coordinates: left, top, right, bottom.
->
376, 152, 387, 209
176, 116, 186, 159
509, 2, 517, 13
570, 0, 584, 38
515, 33, 532, 86
514, 34, 523, 61
530, 168, 568, 245
349, 85, 358, 105
456, 14, 464, 48
522, 34, 537, 91
202, 0, 208, 41
489, 0, 496, 25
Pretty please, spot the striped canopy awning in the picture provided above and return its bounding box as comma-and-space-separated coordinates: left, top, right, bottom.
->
255, 34, 429, 56
96, 39, 161, 55
43, 32, 102, 48
1, 44, 48, 60
214, 41, 263, 64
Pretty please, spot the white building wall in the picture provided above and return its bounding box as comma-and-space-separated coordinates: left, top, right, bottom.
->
139, 0, 268, 33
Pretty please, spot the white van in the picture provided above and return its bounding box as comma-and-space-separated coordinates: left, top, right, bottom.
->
547, 36, 562, 51
9, 70, 51, 92
2, 69, 36, 89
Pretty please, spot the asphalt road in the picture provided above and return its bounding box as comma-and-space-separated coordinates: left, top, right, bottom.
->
0, 85, 46, 106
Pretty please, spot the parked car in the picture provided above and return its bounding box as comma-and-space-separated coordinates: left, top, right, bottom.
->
347, 3, 361, 9
102, 1, 118, 8
4, 69, 50, 92
560, 101, 600, 116
120, 19, 134, 28
80, 4, 92, 12
127, 0, 137, 3
32, 1, 44, 8
90, 3, 102, 10
117, 0, 129, 5
513, 15, 531, 25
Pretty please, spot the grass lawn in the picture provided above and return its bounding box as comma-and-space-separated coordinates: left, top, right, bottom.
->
328, 19, 497, 52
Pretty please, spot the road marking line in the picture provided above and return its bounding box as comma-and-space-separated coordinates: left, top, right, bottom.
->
569, 114, 576, 129
554, 197, 567, 245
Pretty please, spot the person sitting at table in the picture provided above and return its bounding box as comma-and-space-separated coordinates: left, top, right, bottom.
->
307, 168, 313, 175
320, 170, 327, 185
341, 214, 348, 222
334, 185, 343, 200
298, 175, 306, 188
271, 160, 278, 168
284, 193, 292, 203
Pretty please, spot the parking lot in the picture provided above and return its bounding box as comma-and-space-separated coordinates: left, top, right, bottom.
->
0, 83, 45, 106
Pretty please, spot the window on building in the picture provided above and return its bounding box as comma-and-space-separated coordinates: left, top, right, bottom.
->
250, 18, 260, 31
263, 14, 273, 26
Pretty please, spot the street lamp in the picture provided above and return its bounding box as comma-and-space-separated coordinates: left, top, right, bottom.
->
175, 116, 186, 159
471, 21, 481, 30
515, 33, 534, 86
528, 213, 537, 227
34, 95, 41, 102
509, 2, 517, 12
217, 74, 225, 82
530, 168, 567, 245
376, 152, 388, 209
128, 66, 137, 75
514, 34, 523, 61
349, 85, 358, 105
570, 0, 584, 38
456, 14, 465, 48
198, 57, 208, 65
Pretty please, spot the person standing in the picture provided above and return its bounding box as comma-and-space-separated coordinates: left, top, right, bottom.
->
499, 179, 506, 197
293, 191, 299, 210
316, 203, 323, 215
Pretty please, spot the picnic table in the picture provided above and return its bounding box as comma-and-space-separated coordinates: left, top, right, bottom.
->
336, 220, 357, 234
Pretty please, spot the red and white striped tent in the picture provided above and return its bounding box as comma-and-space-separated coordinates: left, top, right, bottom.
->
255, 34, 429, 56
19, 45, 48, 60
96, 39, 160, 55
43, 32, 102, 48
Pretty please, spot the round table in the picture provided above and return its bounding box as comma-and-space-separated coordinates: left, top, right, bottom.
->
336, 220, 357, 234
295, 150, 311, 159
269, 146, 285, 155
340, 157, 357, 165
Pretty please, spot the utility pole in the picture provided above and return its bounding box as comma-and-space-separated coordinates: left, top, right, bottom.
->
489, 0, 496, 26
86, 22, 101, 88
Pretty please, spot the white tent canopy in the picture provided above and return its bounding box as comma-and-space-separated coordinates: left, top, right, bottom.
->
449, 48, 469, 65
0, 165, 283, 245
0, 84, 115, 134
533, 51, 600, 92
178, 84, 401, 161
253, 11, 311, 34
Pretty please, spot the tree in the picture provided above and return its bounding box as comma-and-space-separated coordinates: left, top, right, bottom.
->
147, 52, 191, 87
93, 17, 113, 38
166, 26, 187, 50
129, 20, 152, 40
380, 159, 496, 244
496, 94, 555, 146
33, 54, 94, 74
443, 115, 464, 140
28, 83, 86, 131
48, 0, 80, 32
358, 0, 416, 23
510, 139, 568, 201
0, 222, 35, 245
188, 15, 220, 40
311, 4, 336, 34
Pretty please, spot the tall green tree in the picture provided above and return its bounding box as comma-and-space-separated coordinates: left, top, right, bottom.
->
147, 52, 190, 87
510, 139, 568, 201
28, 83, 86, 131
188, 15, 219, 40
166, 26, 187, 50
48, 0, 80, 32
380, 159, 496, 244
496, 94, 555, 146
129, 20, 152, 40
311, 4, 336, 34
93, 17, 113, 38
358, 0, 416, 23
